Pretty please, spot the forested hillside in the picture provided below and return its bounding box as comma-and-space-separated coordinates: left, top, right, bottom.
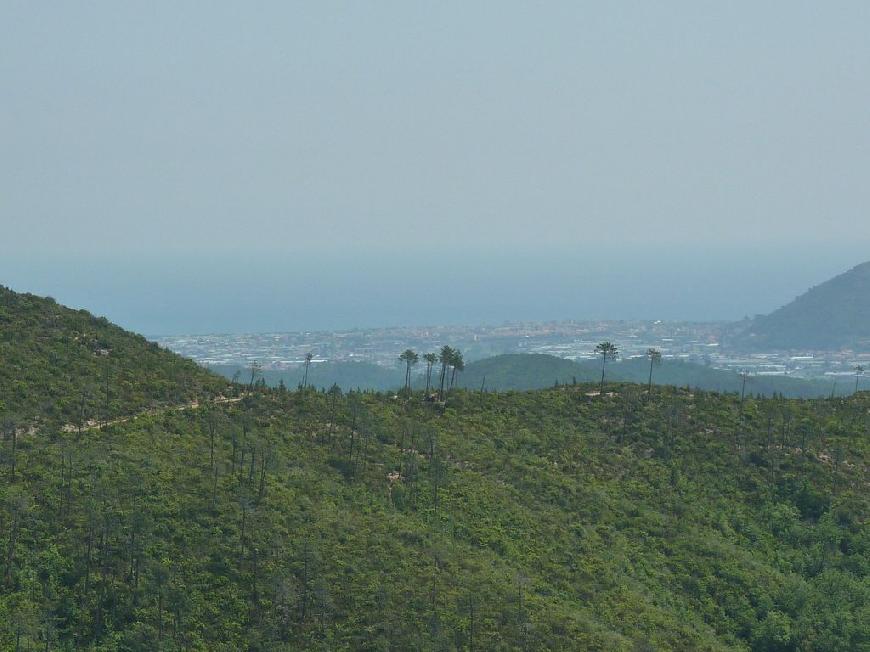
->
1, 384, 867, 648
0, 286, 226, 428
728, 261, 870, 351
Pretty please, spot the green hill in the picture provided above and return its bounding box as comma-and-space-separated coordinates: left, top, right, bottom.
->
0, 296, 867, 650
0, 285, 226, 427
729, 261, 870, 351
2, 384, 867, 650
456, 353, 598, 390
458, 353, 848, 398
212, 361, 399, 392
217, 354, 846, 399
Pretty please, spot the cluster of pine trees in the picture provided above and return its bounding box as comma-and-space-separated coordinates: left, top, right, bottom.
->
398, 346, 465, 399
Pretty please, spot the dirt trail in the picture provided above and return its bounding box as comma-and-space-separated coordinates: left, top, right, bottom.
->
52, 395, 246, 435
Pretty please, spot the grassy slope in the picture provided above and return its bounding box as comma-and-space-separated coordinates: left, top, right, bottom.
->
0, 286, 227, 427
1, 385, 866, 650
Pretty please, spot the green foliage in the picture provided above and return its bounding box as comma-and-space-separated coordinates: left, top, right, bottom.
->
0, 286, 226, 427
0, 290, 867, 649
0, 382, 866, 650
212, 361, 399, 393
729, 260, 870, 350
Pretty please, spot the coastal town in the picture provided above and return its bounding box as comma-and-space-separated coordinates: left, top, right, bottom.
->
156, 319, 870, 383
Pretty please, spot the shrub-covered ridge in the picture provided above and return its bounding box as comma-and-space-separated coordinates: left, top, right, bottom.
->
0, 286, 226, 427
1, 382, 866, 650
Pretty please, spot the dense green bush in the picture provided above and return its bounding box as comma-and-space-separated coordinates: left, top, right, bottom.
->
0, 384, 866, 650
0, 286, 226, 428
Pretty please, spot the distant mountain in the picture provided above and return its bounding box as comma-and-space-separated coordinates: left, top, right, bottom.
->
457, 353, 849, 398
212, 360, 399, 391
219, 353, 852, 398
0, 285, 226, 425
457, 354, 598, 390
728, 261, 870, 351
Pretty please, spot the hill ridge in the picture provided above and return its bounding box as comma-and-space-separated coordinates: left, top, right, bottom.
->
730, 260, 870, 350
0, 284, 226, 426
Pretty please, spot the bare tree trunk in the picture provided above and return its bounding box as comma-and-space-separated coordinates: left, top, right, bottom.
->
209, 420, 216, 470
211, 466, 220, 510
300, 542, 310, 623
103, 362, 111, 429
257, 451, 268, 503
10, 428, 17, 481
648, 360, 654, 393
4, 504, 21, 585
600, 355, 607, 392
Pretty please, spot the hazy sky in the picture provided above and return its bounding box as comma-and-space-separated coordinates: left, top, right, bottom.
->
2, 3, 869, 333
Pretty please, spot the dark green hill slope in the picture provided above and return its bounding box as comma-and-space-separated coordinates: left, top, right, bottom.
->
0, 286, 226, 426
212, 361, 398, 392
1, 385, 866, 650
729, 261, 870, 351
458, 353, 847, 398
217, 354, 845, 399
456, 353, 598, 390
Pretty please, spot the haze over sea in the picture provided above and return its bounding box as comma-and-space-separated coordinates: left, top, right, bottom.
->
2, 247, 865, 336
5, 4, 870, 335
